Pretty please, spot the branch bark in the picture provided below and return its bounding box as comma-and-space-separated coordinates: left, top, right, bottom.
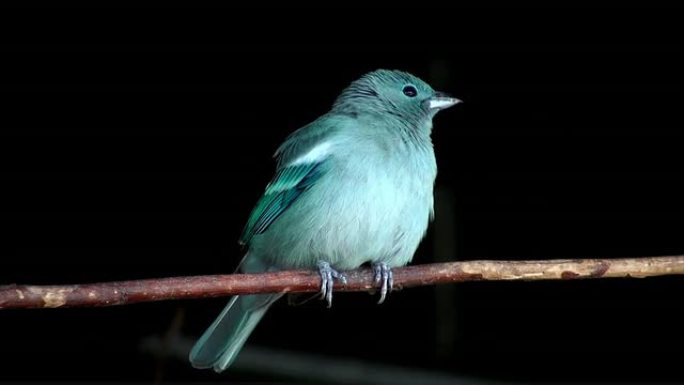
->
2, 256, 683, 309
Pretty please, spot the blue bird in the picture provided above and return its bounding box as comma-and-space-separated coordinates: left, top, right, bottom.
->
189, 69, 461, 372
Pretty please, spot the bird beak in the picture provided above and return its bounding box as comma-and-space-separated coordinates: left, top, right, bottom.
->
427, 92, 462, 110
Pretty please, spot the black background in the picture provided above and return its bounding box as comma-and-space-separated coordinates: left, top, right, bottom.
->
2, 5, 684, 384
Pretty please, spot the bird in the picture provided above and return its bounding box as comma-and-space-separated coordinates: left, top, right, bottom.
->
189, 69, 461, 372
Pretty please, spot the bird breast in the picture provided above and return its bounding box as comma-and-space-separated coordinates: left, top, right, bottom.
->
251, 133, 437, 271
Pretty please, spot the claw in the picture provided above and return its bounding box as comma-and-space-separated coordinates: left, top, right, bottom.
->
317, 261, 346, 308
372, 262, 393, 304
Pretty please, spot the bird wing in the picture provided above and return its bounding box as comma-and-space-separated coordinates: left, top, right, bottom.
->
239, 114, 346, 246
239, 156, 328, 246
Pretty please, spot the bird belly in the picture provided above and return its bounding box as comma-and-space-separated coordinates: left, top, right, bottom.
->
249, 155, 435, 272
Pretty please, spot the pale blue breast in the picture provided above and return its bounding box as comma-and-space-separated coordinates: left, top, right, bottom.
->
248, 123, 436, 271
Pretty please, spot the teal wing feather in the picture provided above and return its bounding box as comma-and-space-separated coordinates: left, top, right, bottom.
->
239, 160, 326, 245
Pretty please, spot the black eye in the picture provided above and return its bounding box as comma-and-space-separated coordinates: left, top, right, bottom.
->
402, 85, 417, 97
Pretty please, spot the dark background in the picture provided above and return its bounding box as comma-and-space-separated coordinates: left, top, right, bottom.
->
2, 5, 684, 384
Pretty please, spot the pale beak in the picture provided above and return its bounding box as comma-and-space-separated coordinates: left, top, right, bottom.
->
427, 92, 462, 110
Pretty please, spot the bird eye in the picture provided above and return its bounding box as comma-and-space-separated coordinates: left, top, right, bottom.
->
402, 85, 417, 97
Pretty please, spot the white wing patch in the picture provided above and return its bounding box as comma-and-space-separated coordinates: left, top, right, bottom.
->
289, 141, 333, 166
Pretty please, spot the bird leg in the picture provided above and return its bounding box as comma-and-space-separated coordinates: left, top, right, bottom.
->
372, 262, 394, 304
317, 261, 347, 308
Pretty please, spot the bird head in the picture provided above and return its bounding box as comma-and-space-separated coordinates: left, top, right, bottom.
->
332, 69, 461, 129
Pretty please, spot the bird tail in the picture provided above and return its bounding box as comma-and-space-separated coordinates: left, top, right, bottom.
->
189, 293, 282, 372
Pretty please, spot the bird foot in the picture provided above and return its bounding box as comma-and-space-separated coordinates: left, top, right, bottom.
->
372, 262, 394, 304
317, 261, 347, 308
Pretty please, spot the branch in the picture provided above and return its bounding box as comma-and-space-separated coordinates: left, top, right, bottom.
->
2, 256, 683, 309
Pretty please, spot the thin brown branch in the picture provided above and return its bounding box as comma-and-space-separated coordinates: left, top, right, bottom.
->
2, 256, 683, 309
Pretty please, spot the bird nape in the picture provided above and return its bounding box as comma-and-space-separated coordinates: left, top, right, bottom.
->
188, 69, 462, 373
